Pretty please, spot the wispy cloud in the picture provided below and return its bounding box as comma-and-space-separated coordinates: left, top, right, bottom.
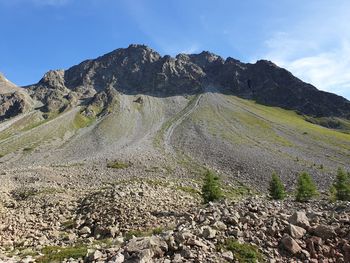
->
260, 2, 350, 99
264, 33, 350, 98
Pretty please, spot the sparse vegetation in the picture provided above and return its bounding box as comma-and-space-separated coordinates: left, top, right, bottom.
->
225, 183, 253, 200
295, 172, 319, 202
61, 220, 76, 230
107, 160, 130, 169
37, 245, 88, 263
268, 172, 286, 200
23, 147, 34, 152
202, 170, 223, 203
331, 168, 350, 201
10, 187, 62, 201
176, 185, 201, 196
124, 227, 165, 241
11, 187, 39, 201
223, 238, 265, 263
73, 111, 95, 129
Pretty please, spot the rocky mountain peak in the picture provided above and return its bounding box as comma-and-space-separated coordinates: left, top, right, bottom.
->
38, 70, 66, 90
103, 44, 161, 65
18, 44, 350, 120
189, 51, 224, 69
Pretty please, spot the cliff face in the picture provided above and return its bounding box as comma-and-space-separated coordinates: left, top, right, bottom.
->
0, 73, 32, 121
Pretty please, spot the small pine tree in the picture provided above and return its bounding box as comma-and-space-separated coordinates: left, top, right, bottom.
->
268, 172, 286, 200
295, 172, 318, 202
202, 170, 223, 203
332, 168, 350, 201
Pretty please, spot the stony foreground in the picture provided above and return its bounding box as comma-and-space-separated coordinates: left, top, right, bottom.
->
0, 180, 350, 263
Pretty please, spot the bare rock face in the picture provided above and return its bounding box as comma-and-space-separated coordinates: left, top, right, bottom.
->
0, 74, 32, 121
0, 92, 28, 121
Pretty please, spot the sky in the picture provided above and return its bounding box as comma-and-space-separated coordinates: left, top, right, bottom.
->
0, 0, 349, 99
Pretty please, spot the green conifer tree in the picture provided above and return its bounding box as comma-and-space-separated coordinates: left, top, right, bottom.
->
295, 172, 318, 202
268, 172, 286, 200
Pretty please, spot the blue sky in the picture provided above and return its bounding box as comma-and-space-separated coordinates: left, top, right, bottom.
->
1, 0, 349, 99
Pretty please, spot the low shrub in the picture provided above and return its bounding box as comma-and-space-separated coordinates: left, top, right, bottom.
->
224, 238, 265, 263
201, 170, 223, 203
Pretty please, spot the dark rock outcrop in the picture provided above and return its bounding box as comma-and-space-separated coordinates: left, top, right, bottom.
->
0, 74, 32, 121
0, 92, 28, 121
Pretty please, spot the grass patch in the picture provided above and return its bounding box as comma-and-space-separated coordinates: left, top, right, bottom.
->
145, 179, 170, 188
11, 188, 39, 201
176, 185, 201, 196
222, 239, 265, 263
61, 220, 76, 229
224, 183, 254, 200
124, 227, 165, 241
37, 245, 88, 263
73, 111, 95, 129
304, 116, 350, 133
107, 160, 130, 169
124, 230, 148, 241
23, 147, 34, 152
11, 187, 63, 201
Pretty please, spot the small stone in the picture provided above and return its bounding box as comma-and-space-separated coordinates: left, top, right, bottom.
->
111, 252, 124, 263
222, 250, 234, 261
202, 226, 216, 239
213, 221, 227, 230
93, 250, 103, 260
79, 226, 91, 235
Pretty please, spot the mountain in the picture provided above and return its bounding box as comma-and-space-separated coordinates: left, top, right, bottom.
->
23, 44, 350, 119
1, 44, 350, 262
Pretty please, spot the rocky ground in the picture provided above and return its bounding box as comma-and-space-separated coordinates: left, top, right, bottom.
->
0, 168, 349, 263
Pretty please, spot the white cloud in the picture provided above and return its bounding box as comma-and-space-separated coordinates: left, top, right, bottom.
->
263, 32, 350, 99
258, 2, 350, 99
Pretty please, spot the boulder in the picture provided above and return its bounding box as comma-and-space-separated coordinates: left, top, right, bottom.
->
288, 224, 306, 239
281, 234, 302, 254
313, 224, 336, 239
289, 212, 310, 229
125, 236, 168, 258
